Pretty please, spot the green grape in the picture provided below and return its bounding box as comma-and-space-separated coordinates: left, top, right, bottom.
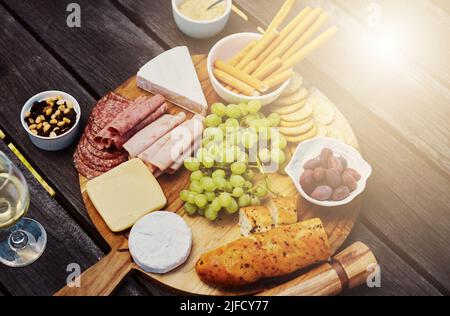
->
251, 196, 261, 206
224, 147, 235, 164
278, 134, 287, 150
205, 205, 219, 221
258, 127, 272, 141
232, 187, 244, 198
205, 114, 222, 127
243, 113, 259, 126
247, 100, 262, 114
202, 155, 215, 169
244, 180, 253, 190
239, 102, 249, 116
255, 185, 269, 198
238, 194, 251, 207
225, 104, 241, 119
218, 123, 227, 133
202, 137, 211, 147
211, 102, 227, 117
187, 192, 196, 204
190, 170, 203, 182
226, 198, 239, 214
249, 118, 270, 129
194, 194, 208, 208
180, 190, 190, 202
224, 180, 233, 193
268, 113, 281, 127
258, 148, 272, 163
271, 148, 286, 165
242, 130, 258, 149
211, 198, 222, 212
204, 127, 224, 143
231, 162, 247, 175
184, 157, 200, 171
195, 148, 207, 162
244, 169, 255, 181
226, 131, 240, 146
184, 203, 198, 215
236, 151, 249, 164
213, 177, 227, 190
197, 208, 205, 216
206, 143, 220, 157
212, 169, 226, 178
189, 181, 203, 193
225, 118, 240, 130
219, 192, 232, 207
230, 174, 245, 188
205, 191, 216, 202
200, 177, 216, 192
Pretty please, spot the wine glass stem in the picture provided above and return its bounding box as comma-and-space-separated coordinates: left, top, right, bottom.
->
9, 230, 28, 249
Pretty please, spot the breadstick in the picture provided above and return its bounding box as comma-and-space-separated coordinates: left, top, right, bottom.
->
260, 8, 323, 67
264, 69, 294, 89
214, 69, 260, 96
277, 27, 337, 73
253, 57, 283, 80
243, 60, 259, 74
255, 7, 312, 66
281, 12, 330, 61
229, 41, 257, 67
267, 0, 297, 32
236, 28, 279, 70
215, 60, 269, 92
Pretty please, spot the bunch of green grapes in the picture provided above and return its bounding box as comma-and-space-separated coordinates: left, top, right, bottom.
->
181, 100, 288, 221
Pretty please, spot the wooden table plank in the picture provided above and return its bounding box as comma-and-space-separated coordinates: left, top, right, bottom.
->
334, 0, 450, 85
235, 0, 450, 177
0, 5, 99, 231
341, 223, 440, 296
116, 0, 255, 52
2, 0, 165, 98
0, 140, 148, 296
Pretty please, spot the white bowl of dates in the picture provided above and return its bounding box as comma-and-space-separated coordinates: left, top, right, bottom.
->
285, 137, 372, 207
21, 91, 81, 151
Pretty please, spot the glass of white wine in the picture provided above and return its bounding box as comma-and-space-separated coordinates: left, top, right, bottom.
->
0, 151, 47, 267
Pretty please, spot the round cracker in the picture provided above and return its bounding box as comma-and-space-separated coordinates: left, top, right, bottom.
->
281, 72, 303, 96
280, 116, 312, 128
314, 97, 336, 126
279, 118, 315, 136
285, 124, 318, 143
273, 99, 306, 115
316, 125, 329, 137
272, 87, 308, 108
280, 100, 314, 122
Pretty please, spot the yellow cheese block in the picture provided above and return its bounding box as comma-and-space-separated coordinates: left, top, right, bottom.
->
86, 158, 167, 232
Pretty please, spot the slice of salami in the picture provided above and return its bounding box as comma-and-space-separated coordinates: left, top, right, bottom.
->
81, 136, 127, 161
73, 150, 103, 179
91, 95, 133, 129
78, 137, 127, 169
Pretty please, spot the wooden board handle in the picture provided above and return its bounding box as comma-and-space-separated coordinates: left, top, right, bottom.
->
259, 242, 377, 296
54, 248, 134, 296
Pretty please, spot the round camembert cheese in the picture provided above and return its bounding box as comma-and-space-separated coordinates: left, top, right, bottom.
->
129, 211, 192, 274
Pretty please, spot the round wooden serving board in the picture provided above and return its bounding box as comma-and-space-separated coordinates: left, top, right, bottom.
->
57, 55, 362, 296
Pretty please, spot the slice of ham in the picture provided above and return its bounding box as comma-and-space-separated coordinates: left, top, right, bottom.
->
139, 115, 204, 174
165, 135, 202, 175
95, 94, 166, 149
112, 103, 168, 150
123, 112, 187, 158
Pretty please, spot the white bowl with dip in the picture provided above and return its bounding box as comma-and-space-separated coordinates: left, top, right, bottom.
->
207, 32, 291, 106
172, 0, 232, 39
20, 91, 81, 151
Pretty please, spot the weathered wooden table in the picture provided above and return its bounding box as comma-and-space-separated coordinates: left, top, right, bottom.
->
0, 0, 448, 296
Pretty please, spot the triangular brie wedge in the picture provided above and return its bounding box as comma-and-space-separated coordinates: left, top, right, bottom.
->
137, 46, 208, 116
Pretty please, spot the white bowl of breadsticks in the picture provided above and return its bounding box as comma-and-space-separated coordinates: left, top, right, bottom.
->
207, 32, 291, 106
207, 4, 337, 106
